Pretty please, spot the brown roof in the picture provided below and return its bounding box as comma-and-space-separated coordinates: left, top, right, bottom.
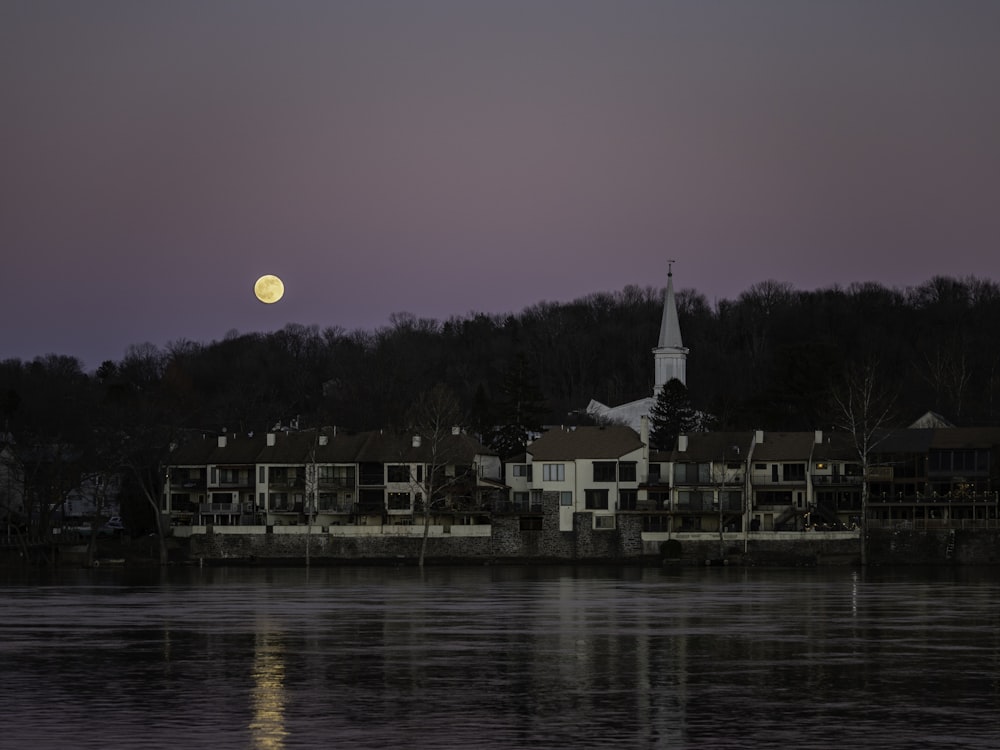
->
810, 431, 862, 462
354, 430, 491, 464
206, 433, 267, 465
527, 426, 643, 460
669, 432, 754, 462
750, 431, 817, 461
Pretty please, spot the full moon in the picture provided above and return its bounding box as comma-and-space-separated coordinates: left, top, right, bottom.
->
254, 274, 284, 304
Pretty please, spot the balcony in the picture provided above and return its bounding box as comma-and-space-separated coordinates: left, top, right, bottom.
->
491, 499, 543, 514
199, 502, 241, 515
268, 476, 304, 489
812, 475, 863, 487
318, 477, 356, 490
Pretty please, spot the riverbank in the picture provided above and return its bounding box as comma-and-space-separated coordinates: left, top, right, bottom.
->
6, 527, 999, 568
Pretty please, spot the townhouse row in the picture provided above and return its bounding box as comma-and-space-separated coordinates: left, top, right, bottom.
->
163, 421, 1000, 534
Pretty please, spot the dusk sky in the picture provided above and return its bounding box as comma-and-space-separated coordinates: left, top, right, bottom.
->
3, 1, 999, 370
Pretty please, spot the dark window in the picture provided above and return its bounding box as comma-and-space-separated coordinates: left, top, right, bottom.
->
619, 462, 637, 482
387, 465, 410, 483
619, 489, 638, 510
585, 489, 609, 509
782, 463, 806, 481
593, 462, 617, 482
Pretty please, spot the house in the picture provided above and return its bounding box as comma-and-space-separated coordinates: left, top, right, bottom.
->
163, 427, 502, 529
867, 427, 1000, 528
662, 431, 754, 534
513, 425, 645, 532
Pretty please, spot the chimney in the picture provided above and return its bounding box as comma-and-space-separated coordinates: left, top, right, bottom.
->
218, 435, 227, 448
412, 435, 422, 448
319, 435, 329, 446
266, 433, 276, 447
677, 435, 688, 452
814, 430, 823, 444
451, 425, 460, 435
755, 429, 764, 444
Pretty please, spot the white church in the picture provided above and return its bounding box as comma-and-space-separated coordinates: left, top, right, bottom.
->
585, 266, 689, 431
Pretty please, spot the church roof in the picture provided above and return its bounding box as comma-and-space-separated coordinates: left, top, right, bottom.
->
657, 270, 684, 349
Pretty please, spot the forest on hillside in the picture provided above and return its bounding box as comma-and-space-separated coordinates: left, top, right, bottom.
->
3, 275, 1000, 451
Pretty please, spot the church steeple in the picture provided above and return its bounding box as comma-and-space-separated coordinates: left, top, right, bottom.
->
653, 262, 689, 395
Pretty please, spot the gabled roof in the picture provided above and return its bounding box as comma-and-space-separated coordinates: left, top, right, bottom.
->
168, 435, 218, 465
669, 431, 754, 462
750, 431, 816, 461
909, 411, 955, 429
207, 433, 267, 465
354, 430, 492, 464
527, 425, 643, 461
810, 431, 861, 462
929, 427, 1000, 450
871, 428, 934, 454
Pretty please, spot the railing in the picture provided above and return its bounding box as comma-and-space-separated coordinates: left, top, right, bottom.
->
314, 501, 355, 514
269, 502, 304, 513
317, 478, 356, 490
869, 494, 999, 504
268, 476, 304, 489
868, 518, 1000, 530
491, 499, 544, 514
811, 476, 863, 486
199, 502, 241, 514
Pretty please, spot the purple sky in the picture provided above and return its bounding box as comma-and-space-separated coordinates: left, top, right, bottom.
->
3, 1, 999, 370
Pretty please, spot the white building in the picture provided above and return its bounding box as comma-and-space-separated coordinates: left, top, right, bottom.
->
586, 266, 688, 430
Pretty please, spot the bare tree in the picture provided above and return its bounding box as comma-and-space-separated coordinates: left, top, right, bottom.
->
406, 385, 467, 567
831, 360, 896, 566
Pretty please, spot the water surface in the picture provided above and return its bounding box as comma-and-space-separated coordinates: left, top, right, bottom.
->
1, 565, 997, 749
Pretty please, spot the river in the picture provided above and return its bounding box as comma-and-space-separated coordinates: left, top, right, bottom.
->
1, 564, 997, 749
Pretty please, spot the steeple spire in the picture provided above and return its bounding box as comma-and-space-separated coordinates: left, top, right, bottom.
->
652, 261, 689, 395
657, 261, 684, 349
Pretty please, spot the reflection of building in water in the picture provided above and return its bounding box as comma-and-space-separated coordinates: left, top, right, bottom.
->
540, 575, 684, 745
250, 632, 288, 750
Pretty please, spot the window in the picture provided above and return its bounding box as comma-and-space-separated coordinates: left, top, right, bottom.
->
619, 462, 637, 482
559, 491, 573, 506
619, 489, 638, 510
513, 491, 530, 510
387, 465, 410, 483
649, 463, 662, 483
387, 492, 410, 510
542, 464, 565, 482
585, 489, 609, 510
782, 463, 806, 482
219, 468, 244, 485
512, 464, 533, 480
593, 462, 617, 482
259, 466, 266, 483
673, 463, 710, 484
594, 515, 616, 530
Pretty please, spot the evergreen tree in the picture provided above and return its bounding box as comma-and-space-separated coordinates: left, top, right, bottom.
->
649, 378, 698, 450
491, 353, 548, 458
